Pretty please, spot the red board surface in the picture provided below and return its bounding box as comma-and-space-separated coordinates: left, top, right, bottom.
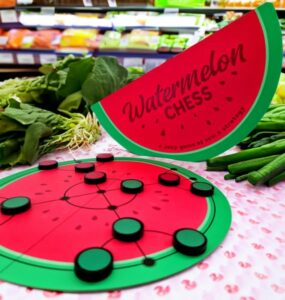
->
0, 160, 207, 262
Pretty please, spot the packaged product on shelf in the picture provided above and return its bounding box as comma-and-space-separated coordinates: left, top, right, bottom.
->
19, 12, 56, 27
6, 29, 32, 49
124, 30, 159, 52
0, 0, 16, 7
157, 34, 173, 53
99, 31, 122, 50
60, 29, 98, 49
154, 0, 205, 7
74, 13, 112, 28
32, 30, 61, 49
171, 36, 188, 53
0, 30, 8, 49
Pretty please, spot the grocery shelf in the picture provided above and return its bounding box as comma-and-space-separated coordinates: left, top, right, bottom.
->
14, 5, 285, 16
95, 50, 175, 59
0, 48, 175, 65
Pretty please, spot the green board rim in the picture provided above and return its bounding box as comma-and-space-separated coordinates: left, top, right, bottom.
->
92, 3, 282, 162
0, 157, 231, 292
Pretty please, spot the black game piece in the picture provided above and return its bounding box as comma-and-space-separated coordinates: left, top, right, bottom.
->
96, 153, 114, 162
1, 197, 31, 215
158, 172, 180, 186
84, 171, 106, 184
75, 163, 95, 173
173, 228, 207, 256
113, 218, 144, 242
38, 160, 58, 170
190, 182, 214, 196
121, 179, 144, 194
74, 247, 113, 282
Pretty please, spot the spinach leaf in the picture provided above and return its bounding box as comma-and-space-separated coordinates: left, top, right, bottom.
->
19, 122, 52, 165
58, 91, 83, 112
0, 138, 23, 166
81, 56, 128, 106
57, 57, 95, 99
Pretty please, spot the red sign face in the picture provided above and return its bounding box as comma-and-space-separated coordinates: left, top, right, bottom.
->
93, 3, 282, 161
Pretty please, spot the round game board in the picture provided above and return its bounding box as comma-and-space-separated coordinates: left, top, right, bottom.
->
0, 155, 231, 292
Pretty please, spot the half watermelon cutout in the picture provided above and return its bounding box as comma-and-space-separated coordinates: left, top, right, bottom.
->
92, 3, 282, 161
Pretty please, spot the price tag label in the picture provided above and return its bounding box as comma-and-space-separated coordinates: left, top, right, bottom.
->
0, 53, 14, 64
107, 0, 117, 7
41, 7, 55, 15
17, 53, 35, 65
123, 58, 143, 67
0, 36, 8, 46
39, 54, 57, 64
0, 10, 18, 23
163, 8, 179, 15
83, 0, 93, 6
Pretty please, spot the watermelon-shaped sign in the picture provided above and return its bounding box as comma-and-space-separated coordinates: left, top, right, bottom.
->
92, 3, 282, 161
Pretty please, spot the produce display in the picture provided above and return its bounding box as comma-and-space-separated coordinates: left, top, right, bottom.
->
0, 55, 131, 168
207, 103, 285, 186
0, 28, 202, 54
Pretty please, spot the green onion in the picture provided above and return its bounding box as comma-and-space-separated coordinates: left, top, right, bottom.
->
227, 155, 278, 175
224, 173, 236, 180
266, 170, 285, 186
247, 153, 285, 185
235, 174, 248, 182
207, 140, 285, 167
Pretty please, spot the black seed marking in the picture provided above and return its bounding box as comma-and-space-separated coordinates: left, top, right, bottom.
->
97, 190, 106, 194
75, 225, 82, 230
152, 206, 161, 211
189, 177, 197, 181
108, 205, 117, 211
170, 168, 177, 171
61, 196, 69, 200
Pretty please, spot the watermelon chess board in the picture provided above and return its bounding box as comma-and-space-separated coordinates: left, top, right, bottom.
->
0, 155, 231, 292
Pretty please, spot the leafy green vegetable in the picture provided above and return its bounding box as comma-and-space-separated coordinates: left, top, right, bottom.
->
0, 99, 100, 168
82, 56, 128, 106
19, 122, 52, 165
0, 55, 139, 168
0, 55, 131, 112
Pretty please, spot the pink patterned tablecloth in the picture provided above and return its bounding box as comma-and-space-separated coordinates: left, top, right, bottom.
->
0, 130, 284, 300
